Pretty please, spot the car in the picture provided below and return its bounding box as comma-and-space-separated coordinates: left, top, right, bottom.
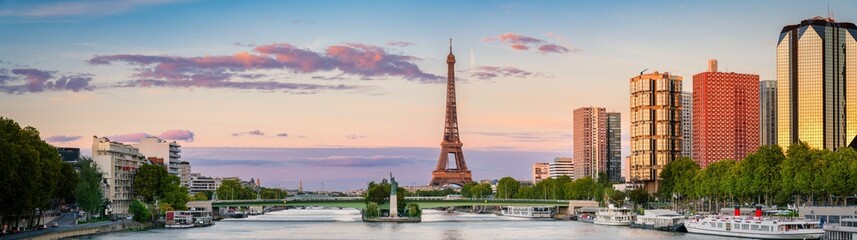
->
52, 222, 58, 228
37, 224, 47, 230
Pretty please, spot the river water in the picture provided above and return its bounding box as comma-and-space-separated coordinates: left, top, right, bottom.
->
77, 209, 728, 240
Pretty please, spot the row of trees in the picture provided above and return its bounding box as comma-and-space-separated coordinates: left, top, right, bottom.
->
214, 179, 288, 201
658, 143, 857, 211
0, 117, 82, 228
132, 164, 190, 216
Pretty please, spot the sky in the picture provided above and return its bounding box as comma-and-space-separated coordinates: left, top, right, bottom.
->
1, 0, 855, 191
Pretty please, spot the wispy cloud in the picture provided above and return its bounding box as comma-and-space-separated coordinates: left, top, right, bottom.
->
467, 131, 572, 142
45, 135, 82, 143
0, 0, 189, 18
0, 67, 95, 94
386, 41, 415, 47
345, 134, 366, 140
483, 32, 580, 54
468, 66, 539, 81
232, 130, 265, 137
276, 133, 289, 137
291, 19, 313, 25
106, 129, 195, 143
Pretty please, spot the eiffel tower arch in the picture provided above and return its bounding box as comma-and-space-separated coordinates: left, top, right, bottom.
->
429, 39, 473, 187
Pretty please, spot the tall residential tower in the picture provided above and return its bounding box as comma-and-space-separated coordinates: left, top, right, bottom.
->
573, 107, 606, 180
630, 71, 683, 192
693, 59, 760, 168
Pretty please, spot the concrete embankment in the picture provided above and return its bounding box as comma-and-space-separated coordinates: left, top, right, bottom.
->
5, 221, 152, 240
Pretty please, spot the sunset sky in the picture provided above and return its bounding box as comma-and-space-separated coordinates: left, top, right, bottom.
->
2, 0, 855, 190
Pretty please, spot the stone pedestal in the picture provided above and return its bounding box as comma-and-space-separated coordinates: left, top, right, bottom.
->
390, 194, 397, 218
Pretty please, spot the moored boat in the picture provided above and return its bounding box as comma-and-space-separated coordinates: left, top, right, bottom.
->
685, 207, 823, 239
630, 209, 687, 232
594, 206, 635, 226
500, 206, 554, 218
823, 217, 857, 240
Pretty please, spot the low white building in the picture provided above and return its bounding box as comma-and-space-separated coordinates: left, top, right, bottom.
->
134, 136, 182, 176
549, 157, 574, 180
189, 173, 222, 195
92, 136, 147, 215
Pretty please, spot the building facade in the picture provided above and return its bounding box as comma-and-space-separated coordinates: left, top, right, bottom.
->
777, 17, 857, 150
630, 71, 683, 192
134, 136, 182, 176
179, 161, 191, 188
189, 173, 222, 195
681, 91, 693, 158
57, 147, 81, 162
606, 112, 622, 183
760, 80, 778, 146
573, 107, 607, 180
693, 59, 760, 168
92, 136, 146, 215
532, 162, 550, 183
549, 157, 574, 180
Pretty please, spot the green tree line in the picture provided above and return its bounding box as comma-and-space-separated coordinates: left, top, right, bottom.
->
658, 143, 857, 212
214, 179, 288, 200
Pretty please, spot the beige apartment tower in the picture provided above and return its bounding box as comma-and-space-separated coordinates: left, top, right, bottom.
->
630, 71, 683, 192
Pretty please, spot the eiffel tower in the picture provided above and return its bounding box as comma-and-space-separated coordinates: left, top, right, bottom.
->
429, 39, 473, 187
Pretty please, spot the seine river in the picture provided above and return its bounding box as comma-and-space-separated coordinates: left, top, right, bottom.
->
78, 209, 728, 240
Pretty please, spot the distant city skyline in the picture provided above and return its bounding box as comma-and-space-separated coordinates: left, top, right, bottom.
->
1, 0, 856, 190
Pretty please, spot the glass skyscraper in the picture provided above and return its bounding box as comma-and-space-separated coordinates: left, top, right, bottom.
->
777, 17, 857, 150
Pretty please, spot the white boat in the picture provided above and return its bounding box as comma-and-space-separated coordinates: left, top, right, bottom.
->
630, 209, 687, 232
823, 217, 857, 240
685, 208, 823, 239
165, 210, 214, 229
594, 206, 635, 226
500, 206, 554, 218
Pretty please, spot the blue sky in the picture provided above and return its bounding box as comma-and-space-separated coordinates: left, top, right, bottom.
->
1, 0, 855, 190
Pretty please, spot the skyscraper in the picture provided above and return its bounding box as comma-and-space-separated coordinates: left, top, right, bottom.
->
681, 91, 693, 158
760, 80, 778, 146
630, 71, 682, 192
777, 17, 857, 150
606, 112, 622, 183
693, 59, 760, 168
573, 107, 606, 180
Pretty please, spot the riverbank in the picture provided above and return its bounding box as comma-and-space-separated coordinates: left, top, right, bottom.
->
4, 220, 153, 240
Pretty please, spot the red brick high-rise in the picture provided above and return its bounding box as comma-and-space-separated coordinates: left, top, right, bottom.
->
693, 59, 760, 168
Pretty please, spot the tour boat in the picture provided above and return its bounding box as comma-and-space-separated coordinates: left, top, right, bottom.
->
165, 211, 214, 228
685, 207, 823, 239
500, 206, 554, 218
823, 217, 857, 240
630, 209, 687, 232
593, 206, 635, 226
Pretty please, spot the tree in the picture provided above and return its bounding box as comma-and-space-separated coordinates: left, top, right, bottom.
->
628, 188, 650, 210
191, 192, 209, 201
216, 179, 253, 200
364, 202, 380, 218
133, 164, 168, 203
0, 117, 65, 228
75, 157, 105, 220
460, 182, 478, 198
658, 157, 700, 201
496, 177, 520, 199
566, 176, 596, 200
407, 203, 421, 218
608, 188, 626, 207
129, 200, 149, 223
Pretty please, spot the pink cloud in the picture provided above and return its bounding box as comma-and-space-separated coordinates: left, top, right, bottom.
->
0, 68, 94, 94
158, 129, 195, 142
107, 132, 151, 143
483, 32, 579, 55
88, 42, 443, 92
